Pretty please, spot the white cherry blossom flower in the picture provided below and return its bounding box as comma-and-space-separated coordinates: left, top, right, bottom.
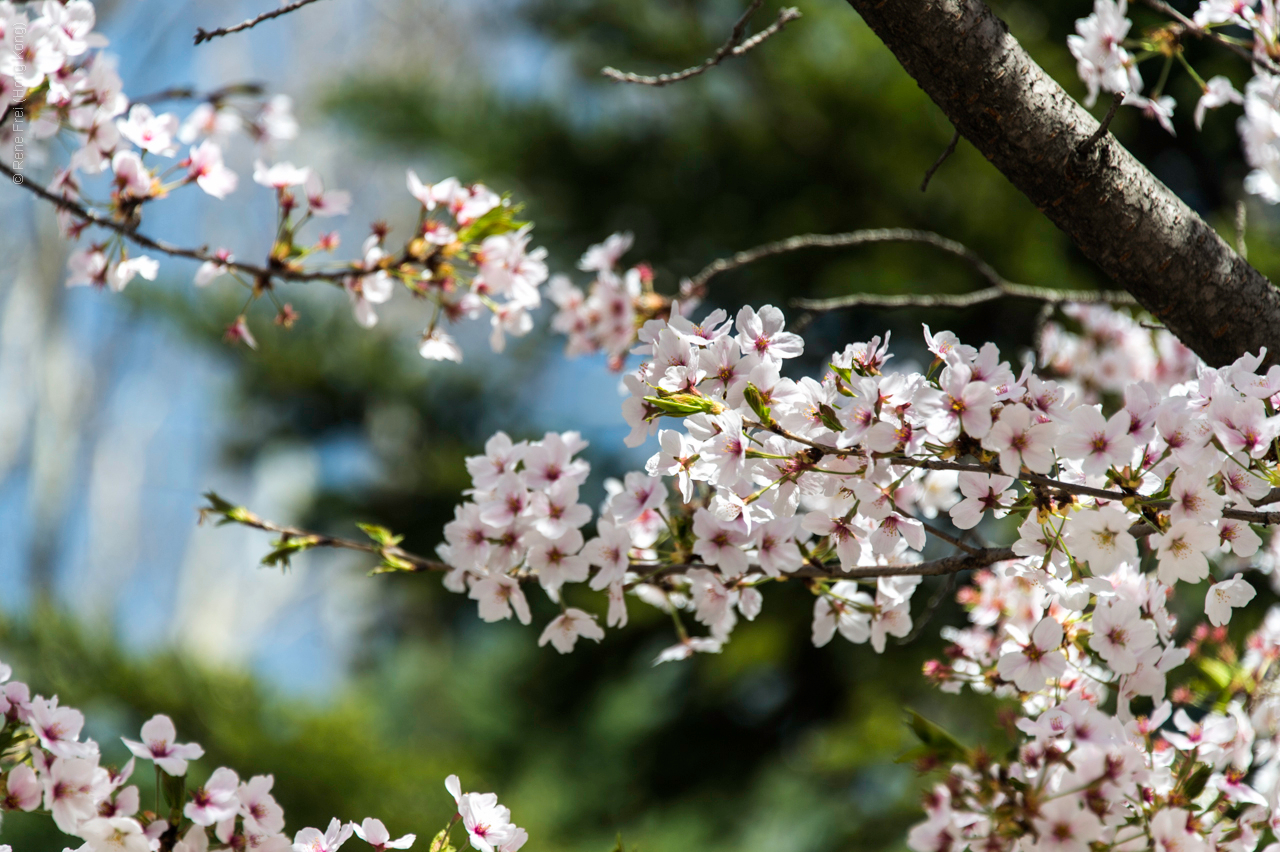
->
537, 608, 605, 654
122, 714, 204, 776
116, 104, 178, 156
294, 817, 353, 852
997, 617, 1067, 692
1154, 520, 1218, 585
1206, 574, 1256, 626
352, 818, 415, 851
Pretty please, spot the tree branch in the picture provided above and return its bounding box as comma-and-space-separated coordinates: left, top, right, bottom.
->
0, 161, 348, 285
841, 0, 1280, 368
750, 421, 1280, 525
194, 0, 326, 45
685, 228, 1006, 297
602, 2, 802, 87
920, 128, 960, 192
204, 496, 1017, 588
677, 226, 1135, 310
1076, 91, 1124, 157
791, 281, 1134, 313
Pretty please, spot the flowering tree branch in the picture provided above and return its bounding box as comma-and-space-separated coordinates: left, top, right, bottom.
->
193, 0, 326, 46
1134, 0, 1276, 69
601, 1, 802, 87
0, 161, 343, 284
199, 492, 1017, 584
841, 0, 1280, 368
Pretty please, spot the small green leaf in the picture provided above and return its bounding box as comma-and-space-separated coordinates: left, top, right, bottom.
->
817, 403, 844, 434
429, 828, 456, 852
260, 535, 321, 570
357, 523, 403, 547
371, 551, 415, 574
896, 709, 970, 765
1183, 764, 1213, 801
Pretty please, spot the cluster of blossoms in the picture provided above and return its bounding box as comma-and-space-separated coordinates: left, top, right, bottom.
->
547, 232, 670, 370
905, 578, 1280, 851
424, 294, 1280, 847
433, 290, 1280, 661
0, 658, 525, 852
2, 0, 549, 362
1067, 0, 1280, 203
1, 1, 294, 285
1038, 303, 1198, 398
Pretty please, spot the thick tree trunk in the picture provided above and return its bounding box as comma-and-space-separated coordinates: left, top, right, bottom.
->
844, 0, 1280, 368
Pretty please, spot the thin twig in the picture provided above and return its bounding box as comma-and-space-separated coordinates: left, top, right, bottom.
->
133, 82, 266, 105
218, 513, 450, 572
896, 571, 957, 645
601, 2, 802, 87
194, 0, 326, 45
0, 161, 348, 284
684, 228, 1006, 298
1077, 91, 1125, 157
920, 128, 961, 192
915, 515, 980, 555
1233, 198, 1244, 258
683, 228, 1134, 312
792, 282, 1136, 313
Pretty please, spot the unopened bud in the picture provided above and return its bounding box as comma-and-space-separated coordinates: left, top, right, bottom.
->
742, 383, 773, 425
643, 392, 726, 418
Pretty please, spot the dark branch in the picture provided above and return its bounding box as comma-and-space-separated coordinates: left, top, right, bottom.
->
602, 2, 802, 87
920, 128, 961, 192
792, 282, 1134, 313
1076, 91, 1124, 157
132, 82, 266, 105
209, 497, 1018, 586
842, 0, 1280, 368
195, 0, 325, 45
678, 227, 1134, 311
0, 161, 347, 284
684, 228, 1007, 297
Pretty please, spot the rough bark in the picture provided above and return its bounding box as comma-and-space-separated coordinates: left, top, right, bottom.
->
844, 0, 1280, 368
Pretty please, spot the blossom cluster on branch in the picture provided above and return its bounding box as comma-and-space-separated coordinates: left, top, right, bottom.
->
407, 286, 1280, 848
0, 656, 526, 852
1069, 0, 1280, 204
1, 0, 550, 361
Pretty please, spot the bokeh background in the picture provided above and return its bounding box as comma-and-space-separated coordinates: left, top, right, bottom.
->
0, 0, 1275, 848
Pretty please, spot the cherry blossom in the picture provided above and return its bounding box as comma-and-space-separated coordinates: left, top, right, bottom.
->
352, 818, 415, 851
537, 608, 606, 654
997, 617, 1067, 692
185, 766, 240, 825
294, 818, 354, 852
121, 714, 205, 776
1206, 574, 1257, 626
